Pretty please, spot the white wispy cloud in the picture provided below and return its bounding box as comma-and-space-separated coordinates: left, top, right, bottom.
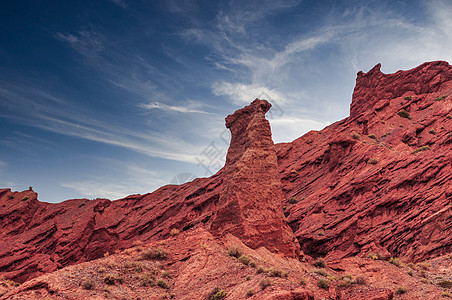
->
186, 0, 452, 144
31, 114, 201, 163
140, 101, 210, 114
179, 3, 337, 116
185, 0, 452, 89
212, 82, 289, 105
270, 117, 330, 143
323, 0, 452, 73
213, 1, 300, 36
0, 79, 204, 164
0, 78, 69, 109
60, 160, 169, 199
55, 30, 104, 61
56, 29, 200, 118
60, 181, 129, 200
228, 33, 333, 84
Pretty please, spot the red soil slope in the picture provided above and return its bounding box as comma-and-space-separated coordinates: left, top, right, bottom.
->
0, 61, 451, 287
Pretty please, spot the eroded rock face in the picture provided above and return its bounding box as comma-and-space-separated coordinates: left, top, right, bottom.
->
278, 60, 452, 262
210, 99, 300, 257
350, 61, 452, 118
0, 178, 224, 283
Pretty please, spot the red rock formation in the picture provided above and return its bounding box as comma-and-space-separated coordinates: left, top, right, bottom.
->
0, 179, 221, 282
278, 60, 452, 263
210, 99, 300, 257
350, 61, 452, 118
0, 61, 451, 290
0, 99, 298, 281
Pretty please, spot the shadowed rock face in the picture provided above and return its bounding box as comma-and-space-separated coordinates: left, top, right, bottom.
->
210, 99, 300, 257
0, 61, 451, 284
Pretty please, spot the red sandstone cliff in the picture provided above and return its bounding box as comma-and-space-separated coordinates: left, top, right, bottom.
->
277, 60, 452, 263
0, 61, 451, 298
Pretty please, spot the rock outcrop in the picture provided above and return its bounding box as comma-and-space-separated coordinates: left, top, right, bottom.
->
278, 60, 452, 263
350, 60, 452, 118
210, 99, 300, 257
0, 61, 451, 293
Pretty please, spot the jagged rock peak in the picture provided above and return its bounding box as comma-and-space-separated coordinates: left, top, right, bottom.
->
351, 60, 452, 118
224, 99, 273, 164
210, 99, 300, 257
225, 98, 272, 127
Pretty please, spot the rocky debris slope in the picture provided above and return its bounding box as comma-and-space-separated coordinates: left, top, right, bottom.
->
277, 60, 452, 263
2, 227, 451, 299
0, 228, 315, 300
0, 61, 451, 292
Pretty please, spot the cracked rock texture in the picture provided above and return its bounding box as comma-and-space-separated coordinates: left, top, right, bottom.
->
278, 60, 452, 263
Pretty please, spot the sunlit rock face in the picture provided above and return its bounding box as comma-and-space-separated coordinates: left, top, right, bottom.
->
210, 99, 300, 257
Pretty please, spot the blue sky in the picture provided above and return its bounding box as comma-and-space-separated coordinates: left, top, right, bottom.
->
1, 0, 451, 202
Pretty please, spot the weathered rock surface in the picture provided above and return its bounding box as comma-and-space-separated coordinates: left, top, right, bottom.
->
350, 61, 452, 118
210, 99, 300, 257
278, 60, 452, 263
0, 174, 220, 283
2, 227, 450, 299
0, 61, 451, 300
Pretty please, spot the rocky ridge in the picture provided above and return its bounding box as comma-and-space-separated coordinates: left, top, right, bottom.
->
278, 60, 452, 263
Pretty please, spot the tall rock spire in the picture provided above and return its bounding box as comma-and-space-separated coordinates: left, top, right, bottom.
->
210, 99, 300, 257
